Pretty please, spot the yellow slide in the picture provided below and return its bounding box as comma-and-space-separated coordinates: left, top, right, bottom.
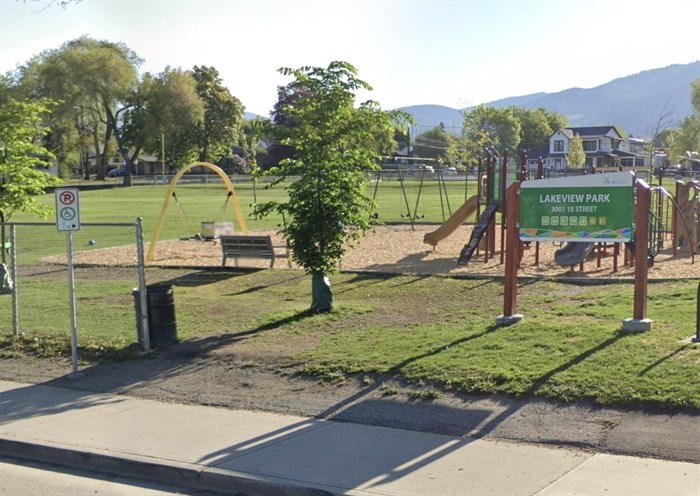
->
423, 195, 480, 248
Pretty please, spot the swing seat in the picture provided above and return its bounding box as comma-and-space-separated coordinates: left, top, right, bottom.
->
220, 235, 290, 268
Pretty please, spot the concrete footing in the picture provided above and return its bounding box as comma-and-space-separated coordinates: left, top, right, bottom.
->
496, 314, 523, 326
621, 318, 652, 333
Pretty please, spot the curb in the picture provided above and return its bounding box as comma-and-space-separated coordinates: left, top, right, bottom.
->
0, 437, 338, 496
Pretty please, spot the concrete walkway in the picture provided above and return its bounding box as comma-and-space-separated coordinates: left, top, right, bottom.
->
1, 380, 698, 496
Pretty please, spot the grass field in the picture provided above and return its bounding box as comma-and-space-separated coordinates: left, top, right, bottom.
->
2, 177, 699, 411
12, 177, 480, 242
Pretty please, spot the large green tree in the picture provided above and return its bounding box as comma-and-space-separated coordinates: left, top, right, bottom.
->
13, 36, 141, 180
511, 107, 568, 153
189, 66, 245, 164
447, 105, 521, 168
256, 61, 404, 312
0, 99, 61, 226
118, 67, 204, 173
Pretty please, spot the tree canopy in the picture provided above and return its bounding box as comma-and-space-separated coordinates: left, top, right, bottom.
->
11, 36, 141, 179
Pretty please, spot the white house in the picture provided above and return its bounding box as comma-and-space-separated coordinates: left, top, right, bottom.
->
543, 126, 648, 171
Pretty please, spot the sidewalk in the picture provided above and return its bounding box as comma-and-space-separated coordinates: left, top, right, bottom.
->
1, 380, 698, 496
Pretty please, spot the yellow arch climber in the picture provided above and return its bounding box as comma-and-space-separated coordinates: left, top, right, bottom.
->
146, 162, 248, 264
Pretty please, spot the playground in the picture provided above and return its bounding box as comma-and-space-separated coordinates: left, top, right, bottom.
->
59, 157, 700, 282
64, 222, 700, 280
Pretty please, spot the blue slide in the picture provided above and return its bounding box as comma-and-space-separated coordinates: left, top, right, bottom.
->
554, 242, 595, 267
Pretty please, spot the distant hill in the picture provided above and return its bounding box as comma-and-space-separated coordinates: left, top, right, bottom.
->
400, 61, 700, 138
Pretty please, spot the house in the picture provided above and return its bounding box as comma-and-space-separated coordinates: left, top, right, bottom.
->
679, 151, 700, 171
542, 126, 649, 171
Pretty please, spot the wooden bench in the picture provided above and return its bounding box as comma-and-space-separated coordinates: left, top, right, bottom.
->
219, 235, 290, 268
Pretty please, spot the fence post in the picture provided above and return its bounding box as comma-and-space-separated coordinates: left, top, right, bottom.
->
10, 224, 19, 336
135, 217, 150, 351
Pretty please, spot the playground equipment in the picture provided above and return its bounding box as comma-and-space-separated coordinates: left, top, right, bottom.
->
146, 162, 248, 264
674, 180, 700, 255
554, 242, 595, 267
423, 195, 479, 248
374, 157, 473, 229
454, 148, 522, 266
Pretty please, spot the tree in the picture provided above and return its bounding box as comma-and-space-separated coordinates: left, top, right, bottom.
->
14, 37, 141, 180
118, 67, 204, 173
413, 125, 450, 162
447, 105, 521, 168
566, 133, 586, 169
255, 61, 404, 312
0, 98, 62, 263
668, 79, 700, 164
189, 66, 245, 164
511, 107, 568, 153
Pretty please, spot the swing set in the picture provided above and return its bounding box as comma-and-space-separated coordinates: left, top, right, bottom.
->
145, 162, 248, 264
370, 157, 473, 229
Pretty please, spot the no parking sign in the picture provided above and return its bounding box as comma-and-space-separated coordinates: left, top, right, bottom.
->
55, 188, 81, 231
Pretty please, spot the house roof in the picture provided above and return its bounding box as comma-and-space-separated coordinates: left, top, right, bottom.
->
524, 147, 549, 159
551, 126, 624, 140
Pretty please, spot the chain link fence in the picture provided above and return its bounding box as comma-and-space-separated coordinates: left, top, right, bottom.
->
0, 221, 152, 356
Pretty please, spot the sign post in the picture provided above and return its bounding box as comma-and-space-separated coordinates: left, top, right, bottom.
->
55, 188, 81, 377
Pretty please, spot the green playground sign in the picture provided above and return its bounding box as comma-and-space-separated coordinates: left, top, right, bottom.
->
519, 171, 635, 242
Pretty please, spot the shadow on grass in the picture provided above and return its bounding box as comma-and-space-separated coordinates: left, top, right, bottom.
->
638, 344, 692, 376
471, 331, 630, 437
152, 268, 263, 287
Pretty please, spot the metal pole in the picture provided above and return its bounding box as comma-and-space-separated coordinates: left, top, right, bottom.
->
10, 224, 19, 336
67, 231, 80, 377
136, 218, 150, 351
694, 281, 700, 342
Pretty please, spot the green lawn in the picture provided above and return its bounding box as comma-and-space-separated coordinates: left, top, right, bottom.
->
13, 177, 479, 241
2, 178, 699, 411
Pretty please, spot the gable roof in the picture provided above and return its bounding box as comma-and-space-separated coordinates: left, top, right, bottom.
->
566, 126, 623, 138
549, 126, 625, 141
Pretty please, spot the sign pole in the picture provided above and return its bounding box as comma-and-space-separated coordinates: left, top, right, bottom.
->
55, 188, 82, 377
67, 231, 80, 376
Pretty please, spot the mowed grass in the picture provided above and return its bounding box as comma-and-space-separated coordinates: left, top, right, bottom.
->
2, 268, 698, 411
13, 177, 479, 240
2, 178, 699, 410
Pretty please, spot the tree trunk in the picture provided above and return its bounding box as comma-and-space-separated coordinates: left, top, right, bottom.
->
310, 272, 333, 313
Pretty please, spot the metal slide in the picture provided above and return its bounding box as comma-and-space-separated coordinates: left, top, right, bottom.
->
457, 201, 501, 266
554, 242, 595, 266
423, 195, 480, 248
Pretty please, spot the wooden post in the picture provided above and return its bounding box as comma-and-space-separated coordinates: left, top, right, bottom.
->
623, 179, 652, 332
498, 182, 523, 326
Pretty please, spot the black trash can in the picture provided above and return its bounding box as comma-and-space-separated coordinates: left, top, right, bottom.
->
133, 284, 178, 348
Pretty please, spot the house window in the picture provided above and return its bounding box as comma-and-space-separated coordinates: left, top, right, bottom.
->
621, 158, 633, 167
554, 140, 564, 152
583, 140, 598, 152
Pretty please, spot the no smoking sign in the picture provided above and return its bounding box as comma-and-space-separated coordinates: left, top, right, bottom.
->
55, 188, 81, 231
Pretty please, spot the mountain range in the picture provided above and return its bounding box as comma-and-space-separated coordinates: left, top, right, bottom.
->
399, 61, 700, 138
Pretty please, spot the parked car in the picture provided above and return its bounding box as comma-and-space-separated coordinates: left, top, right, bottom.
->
107, 167, 126, 177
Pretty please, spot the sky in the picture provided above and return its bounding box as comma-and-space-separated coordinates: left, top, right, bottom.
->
2, 0, 699, 118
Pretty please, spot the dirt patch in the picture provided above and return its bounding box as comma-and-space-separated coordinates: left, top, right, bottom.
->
59, 224, 700, 280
